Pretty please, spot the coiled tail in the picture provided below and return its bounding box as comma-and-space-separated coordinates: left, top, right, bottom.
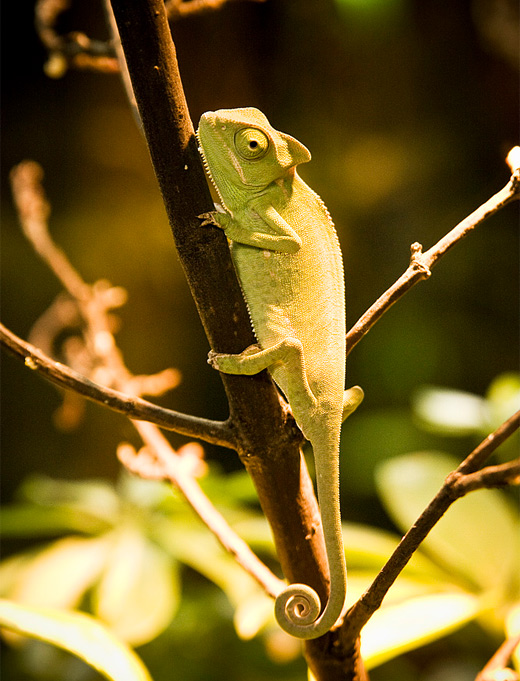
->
274, 435, 347, 639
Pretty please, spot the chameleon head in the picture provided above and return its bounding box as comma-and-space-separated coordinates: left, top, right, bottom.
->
197, 107, 311, 190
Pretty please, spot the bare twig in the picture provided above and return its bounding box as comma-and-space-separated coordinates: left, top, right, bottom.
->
5, 158, 285, 595
118, 423, 284, 598
35, 0, 118, 77
165, 0, 266, 19
341, 411, 520, 647
0, 321, 234, 448
5, 161, 234, 448
34, 0, 266, 77
475, 634, 520, 681
346, 148, 520, 356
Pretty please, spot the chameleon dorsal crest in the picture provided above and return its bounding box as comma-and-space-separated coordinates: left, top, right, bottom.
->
197, 107, 363, 639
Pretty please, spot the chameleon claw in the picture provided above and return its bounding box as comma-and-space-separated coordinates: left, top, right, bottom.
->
207, 350, 222, 368
198, 211, 219, 227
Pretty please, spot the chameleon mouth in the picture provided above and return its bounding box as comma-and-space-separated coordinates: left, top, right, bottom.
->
195, 129, 225, 206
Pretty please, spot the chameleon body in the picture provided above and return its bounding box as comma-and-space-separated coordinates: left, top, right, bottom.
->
197, 108, 363, 639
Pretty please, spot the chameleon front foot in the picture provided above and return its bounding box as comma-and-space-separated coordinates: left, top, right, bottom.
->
208, 344, 263, 374
198, 211, 219, 227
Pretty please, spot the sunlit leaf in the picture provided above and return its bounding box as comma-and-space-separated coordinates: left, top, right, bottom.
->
19, 475, 120, 524
234, 593, 273, 640
343, 523, 446, 580
153, 520, 261, 607
0, 555, 32, 598
7, 536, 109, 610
0, 503, 110, 537
116, 471, 172, 509
486, 373, 520, 431
345, 571, 451, 611
376, 453, 520, 593
361, 591, 480, 669
93, 526, 179, 646
505, 603, 520, 671
413, 386, 489, 435
0, 599, 153, 681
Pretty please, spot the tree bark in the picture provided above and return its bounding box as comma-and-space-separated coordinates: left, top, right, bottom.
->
108, 0, 365, 677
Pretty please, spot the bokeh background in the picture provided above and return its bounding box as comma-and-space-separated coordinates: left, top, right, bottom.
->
1, 1, 519, 679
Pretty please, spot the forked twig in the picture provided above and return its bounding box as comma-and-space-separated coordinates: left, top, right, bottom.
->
346, 147, 520, 356
342, 410, 520, 646
475, 634, 520, 681
3, 160, 286, 596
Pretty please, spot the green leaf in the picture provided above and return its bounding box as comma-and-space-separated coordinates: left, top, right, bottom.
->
0, 599, 153, 681
4, 536, 110, 609
153, 519, 261, 607
19, 475, 120, 523
413, 386, 489, 435
343, 523, 446, 581
361, 591, 480, 669
233, 593, 274, 640
376, 452, 520, 594
93, 526, 179, 646
505, 603, 520, 671
486, 373, 520, 432
0, 503, 110, 537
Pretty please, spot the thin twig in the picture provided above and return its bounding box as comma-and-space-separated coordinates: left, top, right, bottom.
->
475, 634, 520, 681
0, 322, 234, 448
35, 0, 118, 76
342, 411, 520, 647
165, 0, 266, 18
346, 149, 520, 356
119, 421, 284, 598
5, 157, 284, 595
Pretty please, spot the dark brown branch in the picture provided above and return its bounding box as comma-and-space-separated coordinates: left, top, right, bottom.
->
166, 0, 267, 18
0, 321, 234, 448
475, 634, 520, 681
450, 459, 520, 494
341, 411, 520, 648
8, 157, 283, 595
108, 2, 354, 679
346, 149, 520, 356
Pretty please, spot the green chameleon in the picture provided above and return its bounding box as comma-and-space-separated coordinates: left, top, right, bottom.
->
197, 107, 363, 640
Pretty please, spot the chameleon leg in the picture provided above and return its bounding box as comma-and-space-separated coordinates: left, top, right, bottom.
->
209, 339, 317, 412
342, 386, 364, 423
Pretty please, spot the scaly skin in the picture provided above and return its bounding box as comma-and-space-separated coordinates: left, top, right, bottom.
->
197, 108, 363, 639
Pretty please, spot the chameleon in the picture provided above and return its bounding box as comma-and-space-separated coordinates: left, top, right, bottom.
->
196, 107, 363, 640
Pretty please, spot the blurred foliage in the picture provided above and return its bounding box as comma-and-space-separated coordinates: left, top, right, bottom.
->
1, 0, 519, 679
1, 383, 518, 678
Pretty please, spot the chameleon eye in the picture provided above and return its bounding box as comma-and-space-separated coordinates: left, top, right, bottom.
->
234, 128, 269, 160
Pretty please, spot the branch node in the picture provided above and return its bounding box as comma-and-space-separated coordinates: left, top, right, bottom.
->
409, 242, 431, 278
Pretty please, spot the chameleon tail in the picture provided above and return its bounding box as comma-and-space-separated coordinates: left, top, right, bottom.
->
274, 436, 347, 639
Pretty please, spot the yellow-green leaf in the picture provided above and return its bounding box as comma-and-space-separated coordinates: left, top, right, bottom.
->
93, 527, 179, 646
376, 452, 520, 593
8, 536, 109, 609
361, 591, 480, 669
0, 599, 153, 681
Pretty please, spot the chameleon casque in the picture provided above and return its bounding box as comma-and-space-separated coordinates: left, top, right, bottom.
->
196, 108, 363, 640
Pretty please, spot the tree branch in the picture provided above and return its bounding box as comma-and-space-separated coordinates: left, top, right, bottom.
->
108, 2, 353, 679
165, 0, 267, 18
341, 411, 520, 647
118, 422, 284, 598
346, 148, 520, 356
475, 634, 520, 681
0, 321, 234, 448
6, 157, 282, 597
